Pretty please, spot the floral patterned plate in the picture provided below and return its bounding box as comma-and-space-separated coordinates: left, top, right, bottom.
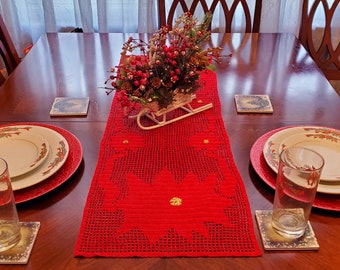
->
279, 133, 340, 182
0, 125, 69, 191
0, 130, 49, 177
263, 126, 340, 174
12, 123, 82, 204
262, 126, 340, 194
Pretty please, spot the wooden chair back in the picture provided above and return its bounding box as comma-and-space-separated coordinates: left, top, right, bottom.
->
158, 0, 262, 33
299, 0, 340, 80
0, 14, 20, 85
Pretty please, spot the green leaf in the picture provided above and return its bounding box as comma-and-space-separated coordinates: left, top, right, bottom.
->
207, 64, 216, 72
120, 70, 127, 76
116, 80, 123, 87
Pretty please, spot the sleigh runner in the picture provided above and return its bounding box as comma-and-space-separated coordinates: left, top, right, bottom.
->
128, 93, 213, 130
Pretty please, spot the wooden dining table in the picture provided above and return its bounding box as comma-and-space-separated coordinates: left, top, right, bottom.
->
0, 32, 339, 269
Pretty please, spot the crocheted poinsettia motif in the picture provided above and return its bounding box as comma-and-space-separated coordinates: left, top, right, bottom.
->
104, 169, 235, 243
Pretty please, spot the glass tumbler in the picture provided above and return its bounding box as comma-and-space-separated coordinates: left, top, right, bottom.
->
0, 158, 21, 252
272, 146, 324, 239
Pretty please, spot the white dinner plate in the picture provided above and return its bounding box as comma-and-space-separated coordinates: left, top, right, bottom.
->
0, 129, 49, 177
0, 125, 69, 191
263, 126, 340, 194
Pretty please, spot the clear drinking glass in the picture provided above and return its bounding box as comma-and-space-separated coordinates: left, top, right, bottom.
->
272, 147, 324, 239
0, 158, 21, 252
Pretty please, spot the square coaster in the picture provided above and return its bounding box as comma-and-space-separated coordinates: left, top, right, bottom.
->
50, 97, 90, 116
0, 222, 40, 264
255, 210, 319, 250
234, 94, 273, 113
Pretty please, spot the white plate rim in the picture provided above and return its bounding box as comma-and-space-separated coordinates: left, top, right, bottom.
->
0, 125, 70, 191
0, 130, 50, 177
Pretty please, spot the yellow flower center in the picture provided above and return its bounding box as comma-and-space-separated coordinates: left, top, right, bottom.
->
170, 197, 182, 206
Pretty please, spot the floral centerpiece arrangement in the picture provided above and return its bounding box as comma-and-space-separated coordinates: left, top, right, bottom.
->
105, 12, 222, 113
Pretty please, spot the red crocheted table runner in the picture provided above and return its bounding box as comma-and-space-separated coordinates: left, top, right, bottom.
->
74, 70, 261, 257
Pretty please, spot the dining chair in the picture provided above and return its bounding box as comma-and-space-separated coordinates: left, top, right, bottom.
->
299, 0, 340, 84
158, 0, 262, 33
0, 14, 20, 85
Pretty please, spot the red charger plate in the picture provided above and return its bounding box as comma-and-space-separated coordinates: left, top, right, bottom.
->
250, 127, 340, 212
0, 123, 83, 204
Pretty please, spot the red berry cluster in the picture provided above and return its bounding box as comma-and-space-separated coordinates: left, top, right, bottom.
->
106, 12, 222, 109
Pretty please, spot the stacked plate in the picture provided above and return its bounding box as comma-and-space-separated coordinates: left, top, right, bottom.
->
262, 126, 340, 194
0, 125, 70, 191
